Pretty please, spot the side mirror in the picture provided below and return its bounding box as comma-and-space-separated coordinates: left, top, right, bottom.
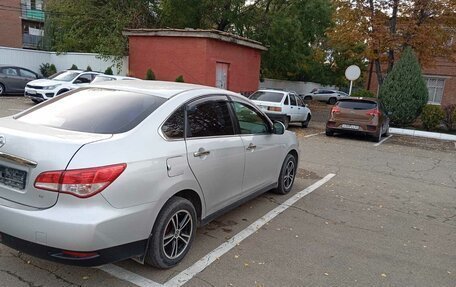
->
272, 121, 285, 135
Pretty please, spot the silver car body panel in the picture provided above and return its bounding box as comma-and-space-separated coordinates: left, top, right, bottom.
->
0, 81, 299, 255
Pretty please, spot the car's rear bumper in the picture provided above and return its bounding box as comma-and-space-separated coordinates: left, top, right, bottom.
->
0, 231, 147, 267
0, 194, 158, 266
326, 121, 380, 135
265, 112, 288, 124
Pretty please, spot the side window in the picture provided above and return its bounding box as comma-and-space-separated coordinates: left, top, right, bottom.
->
74, 74, 92, 84
2, 68, 18, 76
187, 100, 234, 137
162, 106, 185, 139
20, 69, 37, 78
283, 95, 289, 105
232, 102, 269, 134
290, 95, 297, 106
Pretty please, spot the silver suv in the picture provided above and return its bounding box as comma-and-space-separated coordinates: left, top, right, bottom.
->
0, 81, 299, 268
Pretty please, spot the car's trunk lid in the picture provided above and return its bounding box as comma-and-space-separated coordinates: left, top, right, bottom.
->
0, 117, 111, 209
333, 100, 378, 123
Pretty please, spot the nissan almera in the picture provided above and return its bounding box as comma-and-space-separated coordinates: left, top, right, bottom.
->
0, 80, 299, 268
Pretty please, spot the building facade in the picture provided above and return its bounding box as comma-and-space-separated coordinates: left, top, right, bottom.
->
367, 57, 456, 106
124, 29, 267, 93
0, 0, 45, 50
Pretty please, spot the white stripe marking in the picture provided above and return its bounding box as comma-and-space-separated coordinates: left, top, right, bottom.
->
98, 264, 164, 287
7, 109, 24, 112
304, 132, 324, 138
164, 173, 336, 287
374, 135, 393, 147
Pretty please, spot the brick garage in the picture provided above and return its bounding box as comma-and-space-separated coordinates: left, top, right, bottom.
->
123, 29, 267, 93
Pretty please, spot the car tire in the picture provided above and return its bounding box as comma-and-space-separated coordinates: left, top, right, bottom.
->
328, 97, 337, 105
0, 83, 5, 96
373, 130, 382, 143
274, 153, 297, 195
283, 117, 290, 129
145, 197, 197, 269
304, 96, 312, 101
57, 89, 69, 95
325, 129, 334, 136
302, 115, 311, 128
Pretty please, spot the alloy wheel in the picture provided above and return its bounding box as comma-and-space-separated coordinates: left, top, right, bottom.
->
162, 210, 193, 260
283, 160, 295, 190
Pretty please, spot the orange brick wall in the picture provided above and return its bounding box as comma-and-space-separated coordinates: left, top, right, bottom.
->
127, 36, 262, 93
0, 0, 22, 48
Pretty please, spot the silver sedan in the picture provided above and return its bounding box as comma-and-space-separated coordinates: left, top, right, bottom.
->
0, 80, 299, 268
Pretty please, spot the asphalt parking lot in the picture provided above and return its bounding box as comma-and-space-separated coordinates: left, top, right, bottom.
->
0, 96, 455, 287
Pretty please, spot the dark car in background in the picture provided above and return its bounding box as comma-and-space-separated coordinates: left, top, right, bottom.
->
325, 98, 390, 142
0, 65, 39, 96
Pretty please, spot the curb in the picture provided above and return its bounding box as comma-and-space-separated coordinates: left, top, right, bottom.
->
389, 128, 456, 141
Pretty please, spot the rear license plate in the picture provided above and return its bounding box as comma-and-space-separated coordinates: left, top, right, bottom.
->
341, 124, 359, 130
0, 165, 27, 190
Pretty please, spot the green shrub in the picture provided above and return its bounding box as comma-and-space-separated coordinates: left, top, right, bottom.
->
351, 89, 375, 98
379, 47, 428, 127
69, 64, 78, 70
421, 105, 444, 131
175, 75, 184, 82
145, 69, 156, 80
39, 63, 57, 78
86, 65, 92, 71
104, 67, 113, 75
442, 104, 456, 131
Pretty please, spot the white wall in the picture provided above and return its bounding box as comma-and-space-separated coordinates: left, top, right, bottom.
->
259, 78, 336, 95
0, 46, 128, 76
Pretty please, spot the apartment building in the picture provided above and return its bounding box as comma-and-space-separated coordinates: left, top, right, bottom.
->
0, 0, 45, 49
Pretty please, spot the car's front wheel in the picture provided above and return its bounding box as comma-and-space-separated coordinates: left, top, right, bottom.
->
274, 153, 297, 195
0, 83, 5, 96
145, 197, 197, 269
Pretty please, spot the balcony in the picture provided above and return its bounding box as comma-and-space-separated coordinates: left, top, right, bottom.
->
23, 33, 43, 49
21, 4, 45, 22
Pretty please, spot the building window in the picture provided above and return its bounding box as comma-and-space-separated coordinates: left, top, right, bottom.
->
424, 77, 445, 104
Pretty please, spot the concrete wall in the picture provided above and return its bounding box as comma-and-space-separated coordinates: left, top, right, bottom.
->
259, 78, 336, 95
0, 46, 128, 76
127, 35, 262, 92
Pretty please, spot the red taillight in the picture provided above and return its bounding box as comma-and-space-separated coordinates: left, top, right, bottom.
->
366, 109, 381, 117
34, 163, 127, 198
268, 106, 282, 112
331, 106, 341, 114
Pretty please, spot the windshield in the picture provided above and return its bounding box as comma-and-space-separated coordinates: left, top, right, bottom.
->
16, 88, 166, 134
48, 71, 81, 82
250, 91, 284, 103
337, 100, 377, 110
92, 76, 115, 83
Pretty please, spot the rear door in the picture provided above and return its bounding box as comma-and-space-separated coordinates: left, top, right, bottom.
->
19, 68, 38, 90
288, 94, 299, 121
1, 67, 22, 93
230, 99, 283, 194
185, 95, 245, 215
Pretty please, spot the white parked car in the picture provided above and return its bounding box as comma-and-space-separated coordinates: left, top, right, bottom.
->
91, 75, 139, 83
303, 89, 349, 105
0, 81, 299, 268
249, 89, 311, 128
25, 70, 101, 103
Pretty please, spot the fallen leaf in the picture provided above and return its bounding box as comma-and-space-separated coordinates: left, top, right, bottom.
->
381, 273, 387, 277
234, 255, 239, 259
324, 273, 329, 276
82, 276, 89, 280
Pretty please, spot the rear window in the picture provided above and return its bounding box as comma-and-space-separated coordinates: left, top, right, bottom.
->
16, 88, 166, 134
337, 100, 377, 110
249, 91, 284, 103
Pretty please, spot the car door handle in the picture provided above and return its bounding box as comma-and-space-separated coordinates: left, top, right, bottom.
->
246, 143, 257, 150
193, 149, 210, 157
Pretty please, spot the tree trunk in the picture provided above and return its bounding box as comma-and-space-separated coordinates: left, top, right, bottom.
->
368, 0, 384, 85
387, 0, 399, 73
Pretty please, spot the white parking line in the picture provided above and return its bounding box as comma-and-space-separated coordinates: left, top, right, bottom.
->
304, 132, 324, 138
98, 264, 164, 287
374, 135, 393, 147
7, 109, 24, 112
164, 173, 336, 287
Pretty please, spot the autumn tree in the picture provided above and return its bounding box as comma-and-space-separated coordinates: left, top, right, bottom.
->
328, 0, 456, 87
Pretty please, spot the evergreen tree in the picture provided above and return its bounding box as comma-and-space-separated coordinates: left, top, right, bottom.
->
104, 67, 113, 75
86, 65, 92, 71
379, 47, 428, 127
175, 75, 184, 82
146, 69, 156, 80
69, 64, 78, 70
